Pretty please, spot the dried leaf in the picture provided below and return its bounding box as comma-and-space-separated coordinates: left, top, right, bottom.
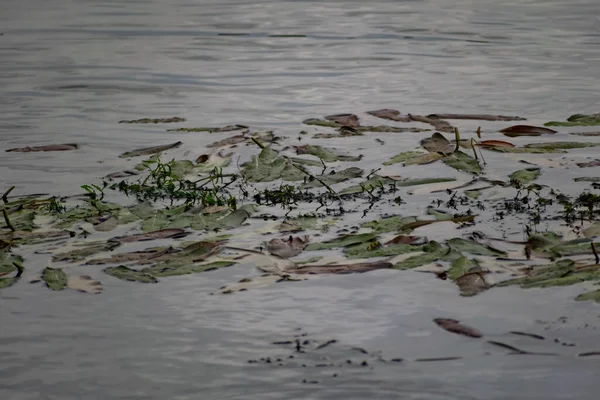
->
324, 113, 359, 127
428, 114, 525, 121
499, 125, 556, 137
267, 235, 310, 258
67, 275, 103, 294
433, 318, 482, 338
477, 140, 515, 148
367, 109, 411, 122
6, 144, 79, 152
119, 142, 182, 158
119, 117, 185, 124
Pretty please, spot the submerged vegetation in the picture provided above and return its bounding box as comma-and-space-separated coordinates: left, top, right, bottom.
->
1, 110, 600, 303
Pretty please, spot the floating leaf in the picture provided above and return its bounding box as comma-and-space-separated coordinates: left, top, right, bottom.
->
279, 216, 318, 232
583, 223, 600, 238
499, 125, 556, 137
119, 117, 185, 124
545, 113, 600, 127
576, 289, 600, 303
358, 125, 429, 133
94, 215, 119, 232
112, 228, 189, 243
167, 124, 247, 133
295, 145, 362, 162
433, 318, 482, 338
142, 260, 235, 277
382, 151, 426, 166
119, 142, 182, 158
483, 146, 566, 154
403, 152, 444, 166
52, 241, 121, 263
6, 144, 79, 152
574, 177, 600, 182
325, 113, 359, 127
509, 168, 541, 185
305, 233, 377, 251
267, 236, 309, 258
409, 114, 453, 132
456, 272, 489, 297
421, 132, 454, 155
41, 267, 67, 290
447, 238, 506, 257
448, 257, 480, 281
292, 261, 392, 274
524, 142, 600, 151
104, 266, 158, 283
362, 215, 418, 234
477, 140, 515, 148
549, 240, 600, 257
442, 151, 481, 174
243, 147, 304, 182
392, 242, 450, 270
67, 275, 103, 294
301, 167, 363, 188
344, 242, 424, 259
576, 160, 600, 168
367, 109, 411, 122
302, 118, 341, 128
570, 131, 600, 137
428, 114, 525, 121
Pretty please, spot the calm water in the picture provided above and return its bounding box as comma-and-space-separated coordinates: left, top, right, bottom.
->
2, 0, 600, 398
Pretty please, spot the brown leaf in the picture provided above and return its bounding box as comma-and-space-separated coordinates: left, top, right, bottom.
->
433, 318, 482, 338
290, 261, 392, 274
86, 248, 173, 265
403, 152, 443, 166
427, 114, 526, 121
324, 114, 360, 128
119, 117, 185, 124
385, 235, 428, 245
570, 131, 600, 137
112, 228, 189, 243
119, 142, 182, 158
367, 109, 411, 122
455, 272, 489, 297
477, 140, 515, 148
67, 275, 103, 294
408, 114, 453, 132
267, 235, 310, 258
207, 134, 247, 148
6, 144, 79, 152
499, 125, 556, 137
577, 159, 600, 168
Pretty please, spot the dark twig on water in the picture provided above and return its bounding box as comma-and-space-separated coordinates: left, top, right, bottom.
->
2, 209, 15, 231
2, 186, 15, 204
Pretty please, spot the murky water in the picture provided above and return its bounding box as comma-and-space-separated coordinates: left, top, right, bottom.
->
2, 0, 600, 398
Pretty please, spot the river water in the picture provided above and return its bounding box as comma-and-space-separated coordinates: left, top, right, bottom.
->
2, 0, 600, 399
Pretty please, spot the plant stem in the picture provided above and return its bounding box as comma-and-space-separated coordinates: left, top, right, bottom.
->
251, 137, 265, 149
592, 242, 599, 265
454, 128, 460, 153
2, 209, 15, 231
2, 186, 15, 204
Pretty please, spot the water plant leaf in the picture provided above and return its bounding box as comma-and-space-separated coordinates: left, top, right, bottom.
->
302, 118, 341, 128
448, 257, 480, 280
428, 114, 526, 121
292, 260, 392, 274
305, 233, 377, 251
403, 152, 444, 166
167, 124, 247, 133
574, 177, 600, 182
442, 151, 481, 174
549, 240, 600, 257
67, 275, 103, 294
243, 147, 304, 182
570, 131, 600, 137
392, 242, 450, 270
119, 117, 185, 124
362, 215, 418, 234
344, 242, 424, 259
456, 272, 489, 297
483, 146, 566, 154
575, 289, 600, 303
104, 266, 158, 283
3, 210, 35, 231
0, 276, 20, 289
409, 114, 453, 132
524, 142, 600, 150
207, 134, 248, 148
279, 216, 318, 232
421, 132, 454, 155
357, 125, 429, 133
94, 215, 119, 232
194, 151, 233, 173
52, 241, 121, 263
367, 109, 411, 122
382, 150, 426, 166
324, 113, 359, 127
119, 142, 182, 158
6, 144, 79, 152
433, 318, 482, 338
301, 167, 363, 188
509, 168, 541, 185
545, 113, 600, 127
267, 235, 309, 258
142, 260, 235, 277
0, 252, 23, 276
447, 238, 506, 257
576, 160, 600, 168
41, 267, 67, 290
340, 176, 456, 195
499, 125, 556, 137
295, 145, 362, 162
583, 223, 600, 238
112, 228, 189, 243
477, 140, 515, 148
86, 247, 171, 265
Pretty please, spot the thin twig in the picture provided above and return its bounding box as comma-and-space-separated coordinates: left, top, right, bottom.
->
251, 137, 266, 149
454, 127, 460, 153
593, 242, 599, 265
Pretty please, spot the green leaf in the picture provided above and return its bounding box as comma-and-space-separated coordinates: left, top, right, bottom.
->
0, 276, 20, 290
344, 242, 424, 259
545, 113, 600, 127
583, 223, 600, 238
524, 142, 600, 150
305, 233, 378, 251
296, 145, 362, 162
509, 168, 541, 185
483, 146, 566, 154
119, 142, 182, 158
362, 215, 419, 234
549, 240, 600, 257
52, 242, 120, 263
448, 257, 480, 281
382, 151, 426, 166
142, 260, 235, 277
442, 151, 481, 174
41, 267, 68, 290
104, 266, 158, 283
447, 238, 506, 257
0, 252, 23, 276
576, 289, 600, 303
392, 242, 450, 270
301, 167, 363, 188
420, 132, 454, 154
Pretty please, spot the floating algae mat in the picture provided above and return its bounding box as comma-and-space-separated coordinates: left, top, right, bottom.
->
2, 110, 600, 303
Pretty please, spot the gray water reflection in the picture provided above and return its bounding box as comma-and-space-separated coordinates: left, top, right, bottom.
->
2, 0, 600, 398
